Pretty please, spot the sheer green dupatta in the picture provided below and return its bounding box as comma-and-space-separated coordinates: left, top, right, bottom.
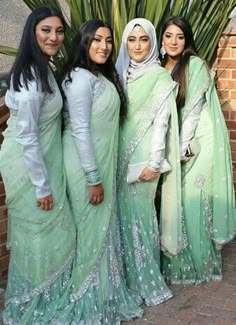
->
0, 84, 76, 312
181, 56, 235, 246
207, 73, 236, 245
63, 76, 121, 302
160, 86, 186, 256
117, 67, 185, 257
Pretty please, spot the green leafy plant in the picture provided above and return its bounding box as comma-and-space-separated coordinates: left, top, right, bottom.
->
0, 0, 235, 70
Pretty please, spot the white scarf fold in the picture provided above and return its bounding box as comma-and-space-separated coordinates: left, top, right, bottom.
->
116, 18, 160, 89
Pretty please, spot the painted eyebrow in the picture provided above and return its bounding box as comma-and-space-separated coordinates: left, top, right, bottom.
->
128, 35, 150, 38
41, 25, 64, 28
165, 32, 184, 36
94, 34, 112, 38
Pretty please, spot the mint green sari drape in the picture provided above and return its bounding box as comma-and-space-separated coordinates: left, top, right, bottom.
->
117, 66, 183, 305
0, 78, 76, 324
163, 57, 236, 284
54, 75, 142, 324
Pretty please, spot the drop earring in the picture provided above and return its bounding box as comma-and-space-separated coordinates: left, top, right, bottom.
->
160, 46, 166, 59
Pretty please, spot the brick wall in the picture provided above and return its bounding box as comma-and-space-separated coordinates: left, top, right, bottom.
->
0, 98, 9, 284
217, 18, 236, 191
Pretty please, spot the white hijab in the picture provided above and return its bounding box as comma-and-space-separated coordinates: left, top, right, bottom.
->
116, 18, 160, 89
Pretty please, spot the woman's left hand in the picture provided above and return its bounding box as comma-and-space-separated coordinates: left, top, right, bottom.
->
37, 194, 53, 211
181, 156, 191, 163
139, 167, 160, 182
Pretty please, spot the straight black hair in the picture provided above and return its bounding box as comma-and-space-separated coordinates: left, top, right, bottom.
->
64, 19, 126, 124
160, 16, 198, 109
8, 6, 65, 94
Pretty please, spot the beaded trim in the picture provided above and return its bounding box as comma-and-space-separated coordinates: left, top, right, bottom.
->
5, 245, 76, 306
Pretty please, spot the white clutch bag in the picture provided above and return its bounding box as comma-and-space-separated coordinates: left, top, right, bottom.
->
126, 159, 172, 184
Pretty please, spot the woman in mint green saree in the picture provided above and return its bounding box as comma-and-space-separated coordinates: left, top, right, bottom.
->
161, 16, 236, 284
115, 18, 184, 305
0, 7, 76, 324
55, 19, 143, 324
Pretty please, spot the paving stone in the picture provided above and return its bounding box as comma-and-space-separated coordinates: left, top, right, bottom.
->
190, 315, 233, 325
124, 240, 236, 324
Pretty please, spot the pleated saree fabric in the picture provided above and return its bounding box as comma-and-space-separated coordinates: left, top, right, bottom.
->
0, 74, 76, 324
116, 18, 184, 306
117, 65, 183, 305
52, 69, 143, 324
163, 57, 236, 284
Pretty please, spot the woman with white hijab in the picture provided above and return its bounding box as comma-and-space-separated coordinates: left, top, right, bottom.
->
116, 18, 184, 305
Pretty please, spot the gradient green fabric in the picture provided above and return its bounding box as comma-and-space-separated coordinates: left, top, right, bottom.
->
117, 66, 182, 305
0, 80, 76, 323
163, 57, 236, 284
54, 75, 143, 324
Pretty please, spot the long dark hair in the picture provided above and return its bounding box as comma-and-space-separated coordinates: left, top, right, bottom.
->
8, 6, 65, 94
160, 16, 198, 109
65, 19, 126, 124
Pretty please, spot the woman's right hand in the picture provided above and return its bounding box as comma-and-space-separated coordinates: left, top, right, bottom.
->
139, 167, 160, 182
37, 194, 53, 211
88, 184, 104, 205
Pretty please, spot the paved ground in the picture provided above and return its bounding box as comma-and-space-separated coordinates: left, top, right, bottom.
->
0, 237, 236, 324
126, 237, 236, 325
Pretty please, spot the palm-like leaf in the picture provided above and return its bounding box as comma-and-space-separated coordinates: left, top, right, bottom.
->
0, 0, 236, 70
0, 45, 17, 57
185, 0, 236, 64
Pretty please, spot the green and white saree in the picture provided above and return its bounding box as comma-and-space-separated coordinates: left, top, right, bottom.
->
117, 65, 183, 305
163, 56, 236, 284
0, 73, 76, 324
54, 68, 143, 324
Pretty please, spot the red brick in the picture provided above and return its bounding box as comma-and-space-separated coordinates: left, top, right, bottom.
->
217, 59, 236, 68
218, 89, 230, 100
219, 36, 236, 47
0, 255, 9, 270
217, 48, 232, 59
217, 79, 236, 89
231, 111, 236, 120
230, 142, 236, 151
230, 90, 236, 100
0, 113, 9, 127
231, 151, 236, 161
0, 182, 5, 196
0, 244, 9, 257
0, 194, 6, 206
219, 100, 231, 109
233, 172, 236, 181
1, 269, 8, 279
0, 105, 9, 119
221, 101, 234, 111
230, 130, 236, 140
0, 219, 7, 234
0, 232, 7, 245
222, 110, 230, 120
0, 206, 7, 220
232, 71, 236, 79
218, 36, 230, 48
226, 120, 236, 129
217, 69, 231, 79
